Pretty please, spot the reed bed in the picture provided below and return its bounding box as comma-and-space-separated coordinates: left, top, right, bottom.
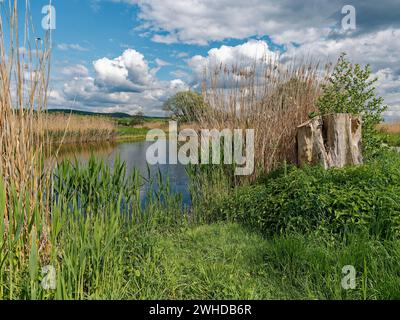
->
41, 113, 116, 144
196, 58, 330, 177
1, 157, 188, 299
0, 0, 52, 253
0, 0, 55, 299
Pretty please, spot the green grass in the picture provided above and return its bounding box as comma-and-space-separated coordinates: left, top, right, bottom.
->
131, 223, 272, 299
377, 131, 400, 147
116, 120, 168, 141
125, 223, 400, 300
115, 127, 150, 142
117, 126, 150, 137
262, 233, 400, 299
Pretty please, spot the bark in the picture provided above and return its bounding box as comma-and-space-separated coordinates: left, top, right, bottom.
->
297, 113, 363, 169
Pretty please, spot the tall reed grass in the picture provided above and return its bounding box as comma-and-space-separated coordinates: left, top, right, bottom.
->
0, 0, 52, 266
377, 122, 400, 135
0, 157, 189, 299
197, 58, 330, 177
42, 113, 116, 144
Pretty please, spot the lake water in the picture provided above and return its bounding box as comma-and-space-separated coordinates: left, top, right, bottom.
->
56, 140, 191, 206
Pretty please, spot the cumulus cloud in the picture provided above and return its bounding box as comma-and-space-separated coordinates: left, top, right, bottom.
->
187, 40, 279, 86
128, 0, 332, 45
189, 40, 276, 71
93, 49, 155, 92
50, 49, 188, 116
282, 28, 400, 73
375, 69, 400, 121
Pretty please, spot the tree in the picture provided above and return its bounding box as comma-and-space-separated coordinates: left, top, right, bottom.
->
317, 53, 388, 157
131, 110, 145, 126
163, 91, 209, 122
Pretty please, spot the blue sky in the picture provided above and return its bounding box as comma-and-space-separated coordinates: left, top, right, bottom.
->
15, 0, 400, 119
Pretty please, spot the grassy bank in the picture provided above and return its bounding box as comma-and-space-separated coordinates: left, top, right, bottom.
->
2, 152, 400, 299
116, 120, 168, 142
132, 223, 400, 300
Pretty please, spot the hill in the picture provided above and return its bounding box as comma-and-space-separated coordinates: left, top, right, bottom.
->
47, 109, 167, 120
47, 109, 133, 118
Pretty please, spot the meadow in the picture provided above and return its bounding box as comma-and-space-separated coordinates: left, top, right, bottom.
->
1, 1, 400, 301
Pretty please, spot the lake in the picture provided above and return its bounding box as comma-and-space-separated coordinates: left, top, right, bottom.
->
55, 140, 191, 206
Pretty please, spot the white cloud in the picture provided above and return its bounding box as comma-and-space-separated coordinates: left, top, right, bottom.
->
125, 0, 400, 46
375, 68, 400, 121
61, 64, 89, 77
188, 40, 278, 82
282, 28, 400, 73
155, 58, 171, 67
93, 49, 154, 92
126, 0, 341, 45
57, 43, 89, 51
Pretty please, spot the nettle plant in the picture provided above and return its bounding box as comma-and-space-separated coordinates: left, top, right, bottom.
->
317, 53, 388, 158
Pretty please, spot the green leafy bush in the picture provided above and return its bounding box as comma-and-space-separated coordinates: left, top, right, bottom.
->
317, 53, 388, 158
216, 151, 400, 239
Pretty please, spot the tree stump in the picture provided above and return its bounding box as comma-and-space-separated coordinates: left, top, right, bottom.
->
297, 114, 363, 169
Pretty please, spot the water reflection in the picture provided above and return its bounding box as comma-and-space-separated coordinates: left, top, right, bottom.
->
55, 141, 191, 206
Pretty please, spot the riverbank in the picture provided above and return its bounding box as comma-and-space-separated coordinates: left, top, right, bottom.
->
40, 113, 169, 144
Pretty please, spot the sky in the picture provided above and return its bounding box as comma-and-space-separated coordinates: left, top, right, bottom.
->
14, 0, 400, 119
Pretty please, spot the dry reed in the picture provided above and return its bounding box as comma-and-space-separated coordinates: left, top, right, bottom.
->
0, 0, 51, 254
196, 57, 330, 177
377, 122, 400, 135
41, 113, 116, 144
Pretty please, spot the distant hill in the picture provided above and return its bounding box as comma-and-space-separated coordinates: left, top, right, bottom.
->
47, 109, 167, 120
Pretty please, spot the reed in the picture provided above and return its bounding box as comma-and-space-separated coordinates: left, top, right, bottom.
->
377, 122, 400, 135
196, 57, 330, 177
0, 0, 53, 265
42, 113, 116, 144
0, 157, 188, 299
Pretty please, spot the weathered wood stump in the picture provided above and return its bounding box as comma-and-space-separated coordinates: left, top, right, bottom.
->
297, 113, 363, 169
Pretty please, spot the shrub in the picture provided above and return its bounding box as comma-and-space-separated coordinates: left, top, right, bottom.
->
216, 151, 400, 239
317, 53, 388, 158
